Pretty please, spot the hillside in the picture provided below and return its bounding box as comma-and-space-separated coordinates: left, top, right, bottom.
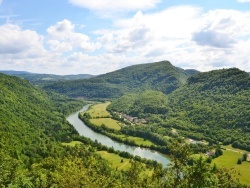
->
0, 73, 247, 187
0, 73, 151, 187
44, 61, 197, 99
0, 73, 85, 161
109, 68, 250, 150
0, 70, 94, 86
166, 68, 250, 149
107, 90, 169, 117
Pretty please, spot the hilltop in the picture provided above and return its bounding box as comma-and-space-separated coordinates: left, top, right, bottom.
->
44, 61, 198, 100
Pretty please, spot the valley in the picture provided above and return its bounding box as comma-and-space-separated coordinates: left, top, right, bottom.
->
78, 101, 250, 185
1, 61, 250, 187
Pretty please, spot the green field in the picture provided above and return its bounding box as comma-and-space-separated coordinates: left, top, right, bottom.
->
212, 150, 250, 185
88, 102, 111, 118
90, 118, 121, 130
97, 151, 153, 177
109, 133, 154, 147
97, 151, 131, 170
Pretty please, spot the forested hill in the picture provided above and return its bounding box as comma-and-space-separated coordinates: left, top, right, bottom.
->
166, 68, 250, 148
107, 90, 169, 117
0, 72, 85, 157
0, 70, 94, 86
44, 61, 198, 100
0, 73, 86, 186
0, 73, 248, 187
108, 68, 250, 150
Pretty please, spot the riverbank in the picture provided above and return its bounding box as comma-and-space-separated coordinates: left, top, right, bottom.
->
66, 105, 171, 167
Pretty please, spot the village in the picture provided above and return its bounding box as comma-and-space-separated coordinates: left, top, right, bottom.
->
113, 112, 147, 126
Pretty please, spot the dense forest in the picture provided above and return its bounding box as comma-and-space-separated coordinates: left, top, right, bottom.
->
107, 90, 169, 117
44, 61, 199, 100
108, 68, 250, 151
1, 69, 248, 187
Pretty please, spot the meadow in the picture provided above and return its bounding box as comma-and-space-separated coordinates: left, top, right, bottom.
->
108, 133, 154, 147
90, 118, 121, 130
87, 102, 111, 118
96, 151, 131, 170
212, 147, 250, 185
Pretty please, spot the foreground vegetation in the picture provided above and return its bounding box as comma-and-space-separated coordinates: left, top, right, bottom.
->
1, 64, 250, 187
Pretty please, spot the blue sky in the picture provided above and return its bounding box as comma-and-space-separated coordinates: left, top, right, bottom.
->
0, 0, 250, 75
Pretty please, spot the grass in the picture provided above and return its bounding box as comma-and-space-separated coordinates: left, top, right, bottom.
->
90, 118, 121, 130
109, 133, 154, 147
96, 151, 153, 176
87, 102, 121, 130
87, 102, 111, 118
125, 136, 154, 146
96, 151, 131, 170
88, 102, 154, 145
61, 141, 82, 147
212, 150, 250, 185
222, 145, 248, 155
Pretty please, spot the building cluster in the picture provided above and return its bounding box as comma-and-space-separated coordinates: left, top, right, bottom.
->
113, 112, 147, 125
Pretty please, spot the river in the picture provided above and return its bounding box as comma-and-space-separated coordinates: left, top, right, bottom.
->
67, 105, 171, 167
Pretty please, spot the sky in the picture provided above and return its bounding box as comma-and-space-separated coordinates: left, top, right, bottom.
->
0, 0, 250, 75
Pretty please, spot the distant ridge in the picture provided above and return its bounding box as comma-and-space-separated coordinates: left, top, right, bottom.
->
0, 70, 33, 75
44, 61, 199, 100
0, 70, 94, 86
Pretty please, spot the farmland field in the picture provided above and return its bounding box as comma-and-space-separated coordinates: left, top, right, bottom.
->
90, 118, 121, 130
87, 102, 111, 118
212, 149, 250, 185
96, 151, 131, 170
108, 133, 154, 147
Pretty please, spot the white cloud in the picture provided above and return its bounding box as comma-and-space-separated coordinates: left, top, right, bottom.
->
66, 52, 124, 75
47, 19, 101, 52
0, 23, 69, 74
0, 0, 2, 5
237, 0, 250, 2
97, 6, 201, 54
95, 6, 250, 73
68, 0, 160, 17
0, 24, 45, 55
1, 6, 250, 75
192, 30, 236, 48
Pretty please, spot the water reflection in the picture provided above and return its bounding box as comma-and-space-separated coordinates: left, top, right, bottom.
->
67, 105, 170, 167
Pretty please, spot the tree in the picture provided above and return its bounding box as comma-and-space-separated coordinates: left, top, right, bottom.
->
237, 158, 242, 164
242, 153, 248, 161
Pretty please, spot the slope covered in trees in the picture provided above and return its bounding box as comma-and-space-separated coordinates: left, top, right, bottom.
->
107, 90, 169, 117
44, 61, 197, 100
108, 68, 250, 151
165, 68, 250, 149
0, 72, 248, 187
0, 73, 85, 164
